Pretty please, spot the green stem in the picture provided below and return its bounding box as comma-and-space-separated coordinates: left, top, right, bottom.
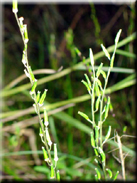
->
91, 64, 96, 126
99, 67, 111, 148
14, 10, 56, 178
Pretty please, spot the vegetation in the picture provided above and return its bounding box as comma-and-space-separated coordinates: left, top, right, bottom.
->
1, 1, 136, 181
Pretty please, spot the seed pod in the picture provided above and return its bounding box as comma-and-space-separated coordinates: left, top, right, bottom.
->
57, 170, 60, 181
104, 126, 111, 142
95, 83, 100, 96
95, 168, 101, 180
50, 164, 54, 179
42, 146, 49, 162
78, 111, 89, 121
28, 66, 35, 81
12, 0, 18, 13
84, 74, 91, 89
54, 143, 58, 162
95, 78, 102, 89
36, 91, 41, 103
39, 89, 48, 106
100, 70, 106, 79
95, 126, 99, 145
30, 79, 37, 94
104, 97, 110, 119
95, 95, 101, 111
45, 127, 52, 148
90, 131, 95, 147
110, 54, 114, 68
101, 44, 110, 60
98, 147, 106, 163
44, 108, 49, 127
110, 30, 122, 69
39, 127, 43, 137
115, 29, 122, 44
113, 171, 119, 180
106, 168, 112, 178
109, 102, 113, 112
75, 47, 81, 57
81, 80, 90, 93
96, 63, 103, 77
89, 48, 94, 66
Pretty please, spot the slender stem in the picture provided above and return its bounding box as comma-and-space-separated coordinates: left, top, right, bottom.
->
14, 13, 25, 45
13, 10, 56, 177
99, 67, 111, 148
91, 66, 96, 127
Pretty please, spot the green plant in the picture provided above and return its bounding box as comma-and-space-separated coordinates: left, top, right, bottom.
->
12, 0, 60, 180
1, 2, 136, 181
78, 29, 122, 180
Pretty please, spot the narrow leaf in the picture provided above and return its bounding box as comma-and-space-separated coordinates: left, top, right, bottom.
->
115, 29, 122, 44
78, 111, 89, 121
101, 44, 110, 60
95, 95, 101, 111
81, 80, 90, 93
96, 63, 103, 77
95, 83, 100, 96
84, 74, 92, 89
89, 48, 94, 66
104, 126, 111, 143
100, 70, 106, 79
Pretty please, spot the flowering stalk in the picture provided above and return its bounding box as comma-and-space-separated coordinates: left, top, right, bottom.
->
12, 0, 60, 180
78, 30, 122, 180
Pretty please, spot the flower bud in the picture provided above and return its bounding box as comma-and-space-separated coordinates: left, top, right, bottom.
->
54, 143, 58, 162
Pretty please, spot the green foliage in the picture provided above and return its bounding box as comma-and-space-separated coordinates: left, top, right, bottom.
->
1, 1, 136, 181
78, 29, 132, 180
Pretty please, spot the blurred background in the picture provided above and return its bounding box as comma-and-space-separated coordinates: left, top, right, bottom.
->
1, 2, 136, 181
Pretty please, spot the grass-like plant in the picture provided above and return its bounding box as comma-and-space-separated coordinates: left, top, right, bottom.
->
78, 29, 122, 180
12, 0, 60, 180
